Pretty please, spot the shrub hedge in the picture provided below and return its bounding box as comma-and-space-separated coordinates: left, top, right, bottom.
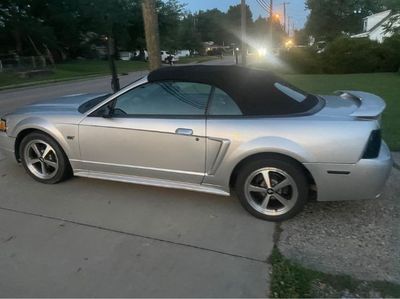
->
280, 35, 400, 74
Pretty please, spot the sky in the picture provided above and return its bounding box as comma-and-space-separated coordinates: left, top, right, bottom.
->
184, 0, 309, 31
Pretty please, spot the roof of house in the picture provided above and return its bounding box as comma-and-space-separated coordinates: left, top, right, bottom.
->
352, 10, 393, 38
147, 65, 319, 116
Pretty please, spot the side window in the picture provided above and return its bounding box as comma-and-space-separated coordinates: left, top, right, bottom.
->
113, 81, 211, 116
208, 88, 242, 116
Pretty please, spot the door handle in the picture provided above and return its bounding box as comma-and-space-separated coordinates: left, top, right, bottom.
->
175, 128, 193, 136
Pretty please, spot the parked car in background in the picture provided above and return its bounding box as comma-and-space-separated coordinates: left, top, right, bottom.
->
161, 51, 178, 63
119, 51, 133, 61
132, 50, 148, 61
0, 66, 392, 221
176, 50, 191, 58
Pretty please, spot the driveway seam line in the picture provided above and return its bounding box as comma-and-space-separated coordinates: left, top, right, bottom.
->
0, 205, 266, 264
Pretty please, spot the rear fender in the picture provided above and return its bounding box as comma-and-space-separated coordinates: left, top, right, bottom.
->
205, 136, 314, 191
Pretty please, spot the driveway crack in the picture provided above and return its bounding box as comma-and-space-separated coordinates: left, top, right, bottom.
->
0, 206, 266, 264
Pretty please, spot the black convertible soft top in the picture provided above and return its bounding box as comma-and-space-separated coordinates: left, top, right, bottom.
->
148, 65, 319, 116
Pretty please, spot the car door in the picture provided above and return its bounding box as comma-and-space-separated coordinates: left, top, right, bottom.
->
78, 81, 211, 184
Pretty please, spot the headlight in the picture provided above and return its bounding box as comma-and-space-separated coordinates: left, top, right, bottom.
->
0, 119, 7, 132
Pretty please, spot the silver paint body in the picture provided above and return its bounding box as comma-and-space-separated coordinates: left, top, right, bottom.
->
0, 77, 393, 201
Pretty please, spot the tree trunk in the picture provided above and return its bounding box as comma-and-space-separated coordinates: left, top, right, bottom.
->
13, 29, 23, 54
142, 0, 161, 70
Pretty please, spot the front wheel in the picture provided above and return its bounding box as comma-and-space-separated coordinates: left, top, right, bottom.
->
235, 158, 309, 221
20, 132, 72, 184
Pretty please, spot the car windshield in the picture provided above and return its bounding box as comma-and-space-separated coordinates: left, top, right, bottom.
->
78, 94, 111, 114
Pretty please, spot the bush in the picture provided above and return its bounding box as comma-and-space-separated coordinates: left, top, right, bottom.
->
381, 34, 400, 72
320, 37, 384, 73
280, 47, 322, 74
281, 35, 400, 74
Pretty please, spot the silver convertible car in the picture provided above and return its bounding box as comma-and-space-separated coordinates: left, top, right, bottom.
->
0, 66, 393, 221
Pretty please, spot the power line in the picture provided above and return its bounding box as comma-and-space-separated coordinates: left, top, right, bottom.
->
255, 0, 271, 14
260, 0, 272, 10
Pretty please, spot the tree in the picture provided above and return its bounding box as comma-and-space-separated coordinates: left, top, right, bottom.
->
305, 0, 385, 41
196, 9, 227, 45
177, 13, 202, 51
225, 4, 253, 45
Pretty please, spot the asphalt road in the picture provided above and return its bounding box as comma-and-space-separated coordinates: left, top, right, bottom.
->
0, 56, 275, 297
0, 71, 148, 115
0, 56, 236, 115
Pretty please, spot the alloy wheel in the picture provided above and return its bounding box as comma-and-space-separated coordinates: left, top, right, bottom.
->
244, 167, 298, 216
24, 139, 59, 180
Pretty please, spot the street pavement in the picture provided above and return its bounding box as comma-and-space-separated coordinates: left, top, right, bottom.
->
0, 56, 275, 297
0, 56, 237, 115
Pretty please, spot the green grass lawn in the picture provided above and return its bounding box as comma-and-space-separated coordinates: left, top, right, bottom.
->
283, 73, 400, 151
0, 60, 149, 88
270, 248, 400, 298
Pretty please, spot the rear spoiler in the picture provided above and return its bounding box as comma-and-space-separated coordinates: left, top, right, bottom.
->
335, 90, 386, 118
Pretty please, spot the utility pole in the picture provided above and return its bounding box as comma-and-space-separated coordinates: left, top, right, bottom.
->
241, 0, 247, 65
142, 0, 161, 70
269, 0, 273, 47
283, 2, 290, 35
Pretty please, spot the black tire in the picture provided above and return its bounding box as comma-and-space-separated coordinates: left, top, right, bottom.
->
235, 157, 309, 222
19, 132, 72, 184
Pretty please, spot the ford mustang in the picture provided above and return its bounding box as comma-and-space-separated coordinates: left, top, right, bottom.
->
0, 65, 393, 221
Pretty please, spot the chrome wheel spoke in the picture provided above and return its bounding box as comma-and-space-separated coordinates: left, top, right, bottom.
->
44, 159, 57, 168
260, 195, 271, 209
261, 170, 272, 188
273, 193, 290, 207
273, 178, 290, 192
42, 145, 52, 159
28, 158, 40, 164
31, 143, 41, 157
248, 184, 267, 193
40, 162, 48, 175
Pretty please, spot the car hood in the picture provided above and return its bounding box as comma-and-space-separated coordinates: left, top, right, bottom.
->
12, 93, 108, 115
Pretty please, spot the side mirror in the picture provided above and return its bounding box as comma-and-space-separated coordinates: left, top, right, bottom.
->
102, 106, 114, 119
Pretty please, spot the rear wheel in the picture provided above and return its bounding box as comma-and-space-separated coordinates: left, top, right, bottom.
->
20, 132, 72, 184
235, 158, 309, 221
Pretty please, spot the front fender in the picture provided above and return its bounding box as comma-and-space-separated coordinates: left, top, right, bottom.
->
10, 117, 75, 159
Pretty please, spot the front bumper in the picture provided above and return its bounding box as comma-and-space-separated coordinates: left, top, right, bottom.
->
304, 141, 393, 202
0, 132, 16, 159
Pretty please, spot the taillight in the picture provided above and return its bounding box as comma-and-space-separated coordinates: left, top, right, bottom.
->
362, 130, 381, 159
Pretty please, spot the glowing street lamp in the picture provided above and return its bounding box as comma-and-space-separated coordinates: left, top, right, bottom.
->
285, 39, 294, 49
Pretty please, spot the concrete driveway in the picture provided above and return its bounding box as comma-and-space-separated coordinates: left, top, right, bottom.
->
0, 157, 274, 297
0, 57, 275, 297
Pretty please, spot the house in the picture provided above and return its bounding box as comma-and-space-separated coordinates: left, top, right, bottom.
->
351, 10, 400, 43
